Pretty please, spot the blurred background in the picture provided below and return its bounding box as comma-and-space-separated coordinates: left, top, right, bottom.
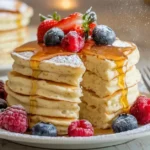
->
0, 0, 150, 69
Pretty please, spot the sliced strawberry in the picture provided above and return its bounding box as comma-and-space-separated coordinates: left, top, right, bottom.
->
37, 19, 58, 43
55, 12, 83, 34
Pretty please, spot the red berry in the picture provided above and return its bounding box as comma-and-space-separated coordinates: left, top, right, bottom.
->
130, 96, 150, 125
0, 105, 28, 133
0, 81, 7, 100
37, 19, 58, 43
61, 31, 85, 53
55, 12, 83, 34
68, 120, 94, 137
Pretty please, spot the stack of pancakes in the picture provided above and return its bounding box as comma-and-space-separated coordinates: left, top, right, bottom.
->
5, 39, 141, 133
6, 43, 86, 135
0, 0, 33, 65
80, 40, 141, 129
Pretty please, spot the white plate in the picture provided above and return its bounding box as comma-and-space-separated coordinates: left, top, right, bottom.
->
0, 125, 150, 149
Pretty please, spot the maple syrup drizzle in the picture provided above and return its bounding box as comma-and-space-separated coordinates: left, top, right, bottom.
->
94, 128, 113, 135
115, 60, 129, 111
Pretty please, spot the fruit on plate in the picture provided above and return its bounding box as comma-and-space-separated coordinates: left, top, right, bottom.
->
130, 96, 150, 125
0, 105, 28, 133
61, 31, 85, 52
0, 81, 7, 100
112, 114, 138, 133
92, 25, 116, 45
68, 120, 94, 137
44, 27, 64, 46
32, 122, 57, 137
0, 98, 7, 109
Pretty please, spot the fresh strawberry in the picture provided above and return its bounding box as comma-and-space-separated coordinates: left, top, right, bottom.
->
55, 12, 83, 34
37, 19, 58, 43
37, 12, 61, 43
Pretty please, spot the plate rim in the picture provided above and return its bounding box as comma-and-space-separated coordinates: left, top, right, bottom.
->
0, 124, 150, 145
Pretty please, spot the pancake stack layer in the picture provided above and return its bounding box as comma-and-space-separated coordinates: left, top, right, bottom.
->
0, 0, 33, 65
6, 42, 86, 135
80, 40, 141, 129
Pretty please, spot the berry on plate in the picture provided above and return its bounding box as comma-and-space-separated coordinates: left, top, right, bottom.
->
44, 27, 64, 46
37, 12, 61, 43
0, 98, 7, 109
130, 96, 150, 125
32, 122, 57, 137
0, 105, 28, 133
68, 120, 94, 137
92, 25, 116, 45
112, 114, 138, 133
0, 81, 7, 100
61, 31, 85, 53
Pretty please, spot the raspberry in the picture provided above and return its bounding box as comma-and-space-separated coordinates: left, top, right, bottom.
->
0, 81, 7, 100
130, 96, 150, 125
68, 120, 94, 137
61, 31, 85, 53
0, 105, 28, 133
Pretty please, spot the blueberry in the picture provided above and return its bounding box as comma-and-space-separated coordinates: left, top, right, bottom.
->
112, 114, 138, 133
0, 98, 7, 109
92, 25, 116, 45
44, 27, 64, 46
32, 122, 57, 137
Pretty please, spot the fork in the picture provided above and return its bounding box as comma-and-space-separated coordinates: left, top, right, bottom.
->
140, 66, 150, 92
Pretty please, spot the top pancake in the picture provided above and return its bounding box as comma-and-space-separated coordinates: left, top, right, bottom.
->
12, 39, 139, 84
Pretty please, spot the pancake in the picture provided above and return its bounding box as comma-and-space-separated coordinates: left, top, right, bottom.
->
80, 84, 139, 129
0, 37, 27, 53
12, 44, 86, 86
7, 71, 82, 102
82, 66, 141, 98
0, 27, 28, 43
0, 0, 33, 31
29, 115, 75, 135
6, 89, 79, 119
82, 40, 140, 81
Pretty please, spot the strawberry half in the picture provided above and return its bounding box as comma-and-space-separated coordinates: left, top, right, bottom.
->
37, 12, 61, 43
55, 12, 83, 34
37, 19, 58, 43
